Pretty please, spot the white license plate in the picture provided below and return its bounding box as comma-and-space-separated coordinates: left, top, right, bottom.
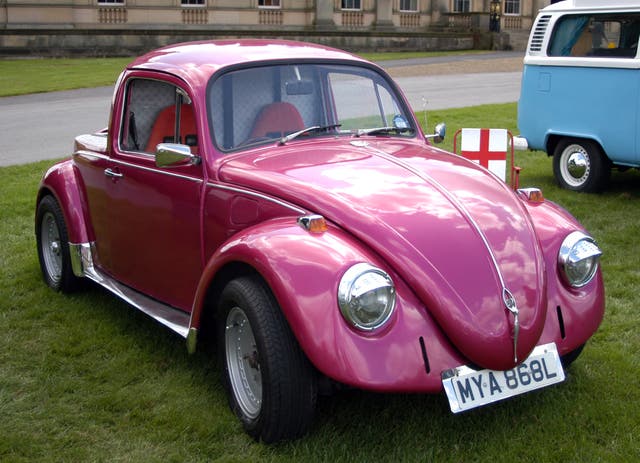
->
442, 343, 565, 413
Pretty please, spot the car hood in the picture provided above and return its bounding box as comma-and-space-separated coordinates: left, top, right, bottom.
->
218, 138, 547, 370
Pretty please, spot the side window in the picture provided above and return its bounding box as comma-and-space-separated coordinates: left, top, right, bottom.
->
120, 79, 198, 155
549, 14, 640, 58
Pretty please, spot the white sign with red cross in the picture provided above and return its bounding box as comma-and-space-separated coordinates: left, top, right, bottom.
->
460, 128, 508, 182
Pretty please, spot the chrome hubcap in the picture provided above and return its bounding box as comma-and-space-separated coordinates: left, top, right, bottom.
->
41, 211, 62, 284
561, 145, 590, 187
225, 307, 262, 419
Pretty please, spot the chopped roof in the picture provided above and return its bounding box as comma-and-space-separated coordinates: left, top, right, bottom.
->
127, 39, 367, 85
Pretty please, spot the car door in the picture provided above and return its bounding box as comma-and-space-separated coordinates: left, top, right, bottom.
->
97, 76, 204, 311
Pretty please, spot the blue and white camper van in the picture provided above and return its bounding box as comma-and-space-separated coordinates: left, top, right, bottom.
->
517, 0, 640, 192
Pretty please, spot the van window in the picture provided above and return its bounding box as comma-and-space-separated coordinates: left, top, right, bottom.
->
548, 14, 640, 58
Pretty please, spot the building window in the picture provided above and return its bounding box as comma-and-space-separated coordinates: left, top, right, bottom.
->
400, 0, 418, 12
97, 0, 124, 4
504, 0, 521, 15
258, 0, 281, 7
181, 0, 204, 5
452, 0, 469, 13
342, 0, 361, 11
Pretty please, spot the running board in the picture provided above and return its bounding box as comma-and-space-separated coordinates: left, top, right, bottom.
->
70, 243, 191, 339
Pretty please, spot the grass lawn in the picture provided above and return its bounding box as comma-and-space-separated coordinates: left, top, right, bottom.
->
0, 57, 133, 97
1, 103, 639, 462
0, 51, 490, 97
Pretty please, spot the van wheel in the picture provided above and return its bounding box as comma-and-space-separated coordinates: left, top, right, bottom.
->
553, 139, 610, 192
217, 276, 317, 443
35, 195, 81, 292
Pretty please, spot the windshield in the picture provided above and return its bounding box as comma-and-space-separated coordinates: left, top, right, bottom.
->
208, 63, 415, 151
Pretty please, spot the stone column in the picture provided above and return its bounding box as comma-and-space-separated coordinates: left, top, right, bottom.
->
314, 0, 335, 29
375, 0, 393, 29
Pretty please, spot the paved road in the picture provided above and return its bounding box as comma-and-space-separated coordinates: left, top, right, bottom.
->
0, 53, 522, 167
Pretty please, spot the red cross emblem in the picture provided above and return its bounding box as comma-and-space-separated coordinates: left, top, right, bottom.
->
460, 128, 508, 181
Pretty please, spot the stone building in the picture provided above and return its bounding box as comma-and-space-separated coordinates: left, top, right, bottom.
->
0, 1, 550, 56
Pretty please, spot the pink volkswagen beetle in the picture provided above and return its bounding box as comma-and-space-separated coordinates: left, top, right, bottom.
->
35, 40, 604, 443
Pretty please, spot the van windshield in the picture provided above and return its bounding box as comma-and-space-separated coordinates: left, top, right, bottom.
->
549, 13, 640, 58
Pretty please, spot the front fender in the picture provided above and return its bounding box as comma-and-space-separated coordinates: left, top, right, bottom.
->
524, 199, 605, 354
37, 159, 93, 244
190, 217, 461, 392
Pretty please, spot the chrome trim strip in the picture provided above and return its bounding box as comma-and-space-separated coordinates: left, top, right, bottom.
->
207, 182, 307, 214
73, 151, 203, 184
110, 158, 204, 183
69, 241, 191, 338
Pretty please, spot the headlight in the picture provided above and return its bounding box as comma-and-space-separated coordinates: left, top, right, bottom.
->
338, 263, 396, 331
558, 231, 602, 288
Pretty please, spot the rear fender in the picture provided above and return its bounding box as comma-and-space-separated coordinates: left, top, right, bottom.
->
37, 160, 93, 245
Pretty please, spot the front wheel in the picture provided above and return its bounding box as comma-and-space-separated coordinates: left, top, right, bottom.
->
553, 138, 610, 192
217, 276, 317, 443
561, 343, 585, 369
35, 195, 81, 292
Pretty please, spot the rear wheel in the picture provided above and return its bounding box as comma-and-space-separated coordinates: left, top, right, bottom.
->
217, 276, 317, 443
553, 138, 610, 192
35, 195, 81, 292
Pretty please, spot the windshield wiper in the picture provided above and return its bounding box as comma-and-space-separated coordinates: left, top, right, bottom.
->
279, 124, 342, 145
355, 126, 415, 137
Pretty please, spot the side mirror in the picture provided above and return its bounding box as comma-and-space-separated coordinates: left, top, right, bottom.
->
155, 143, 201, 167
425, 123, 446, 144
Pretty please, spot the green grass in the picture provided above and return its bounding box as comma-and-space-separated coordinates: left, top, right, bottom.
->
0, 58, 132, 97
358, 50, 491, 61
0, 52, 489, 97
1, 104, 639, 462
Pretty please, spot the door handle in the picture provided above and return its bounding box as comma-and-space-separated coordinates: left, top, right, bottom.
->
104, 168, 123, 179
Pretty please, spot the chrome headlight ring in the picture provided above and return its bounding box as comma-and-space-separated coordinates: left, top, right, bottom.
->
558, 231, 602, 288
338, 263, 396, 331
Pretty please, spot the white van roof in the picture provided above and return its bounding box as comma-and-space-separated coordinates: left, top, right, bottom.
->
544, 0, 640, 12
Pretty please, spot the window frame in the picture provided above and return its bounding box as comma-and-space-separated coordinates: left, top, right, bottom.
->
258, 0, 282, 9
451, 0, 470, 14
399, 0, 419, 13
504, 0, 521, 16
181, 0, 206, 7
341, 0, 362, 12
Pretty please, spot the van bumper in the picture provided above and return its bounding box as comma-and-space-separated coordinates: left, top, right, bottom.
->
513, 136, 529, 151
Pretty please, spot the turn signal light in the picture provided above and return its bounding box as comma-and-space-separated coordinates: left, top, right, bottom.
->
518, 187, 544, 203
297, 214, 328, 233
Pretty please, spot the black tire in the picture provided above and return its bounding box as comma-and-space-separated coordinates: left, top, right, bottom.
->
35, 195, 81, 292
217, 276, 317, 443
553, 138, 610, 192
561, 343, 585, 369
